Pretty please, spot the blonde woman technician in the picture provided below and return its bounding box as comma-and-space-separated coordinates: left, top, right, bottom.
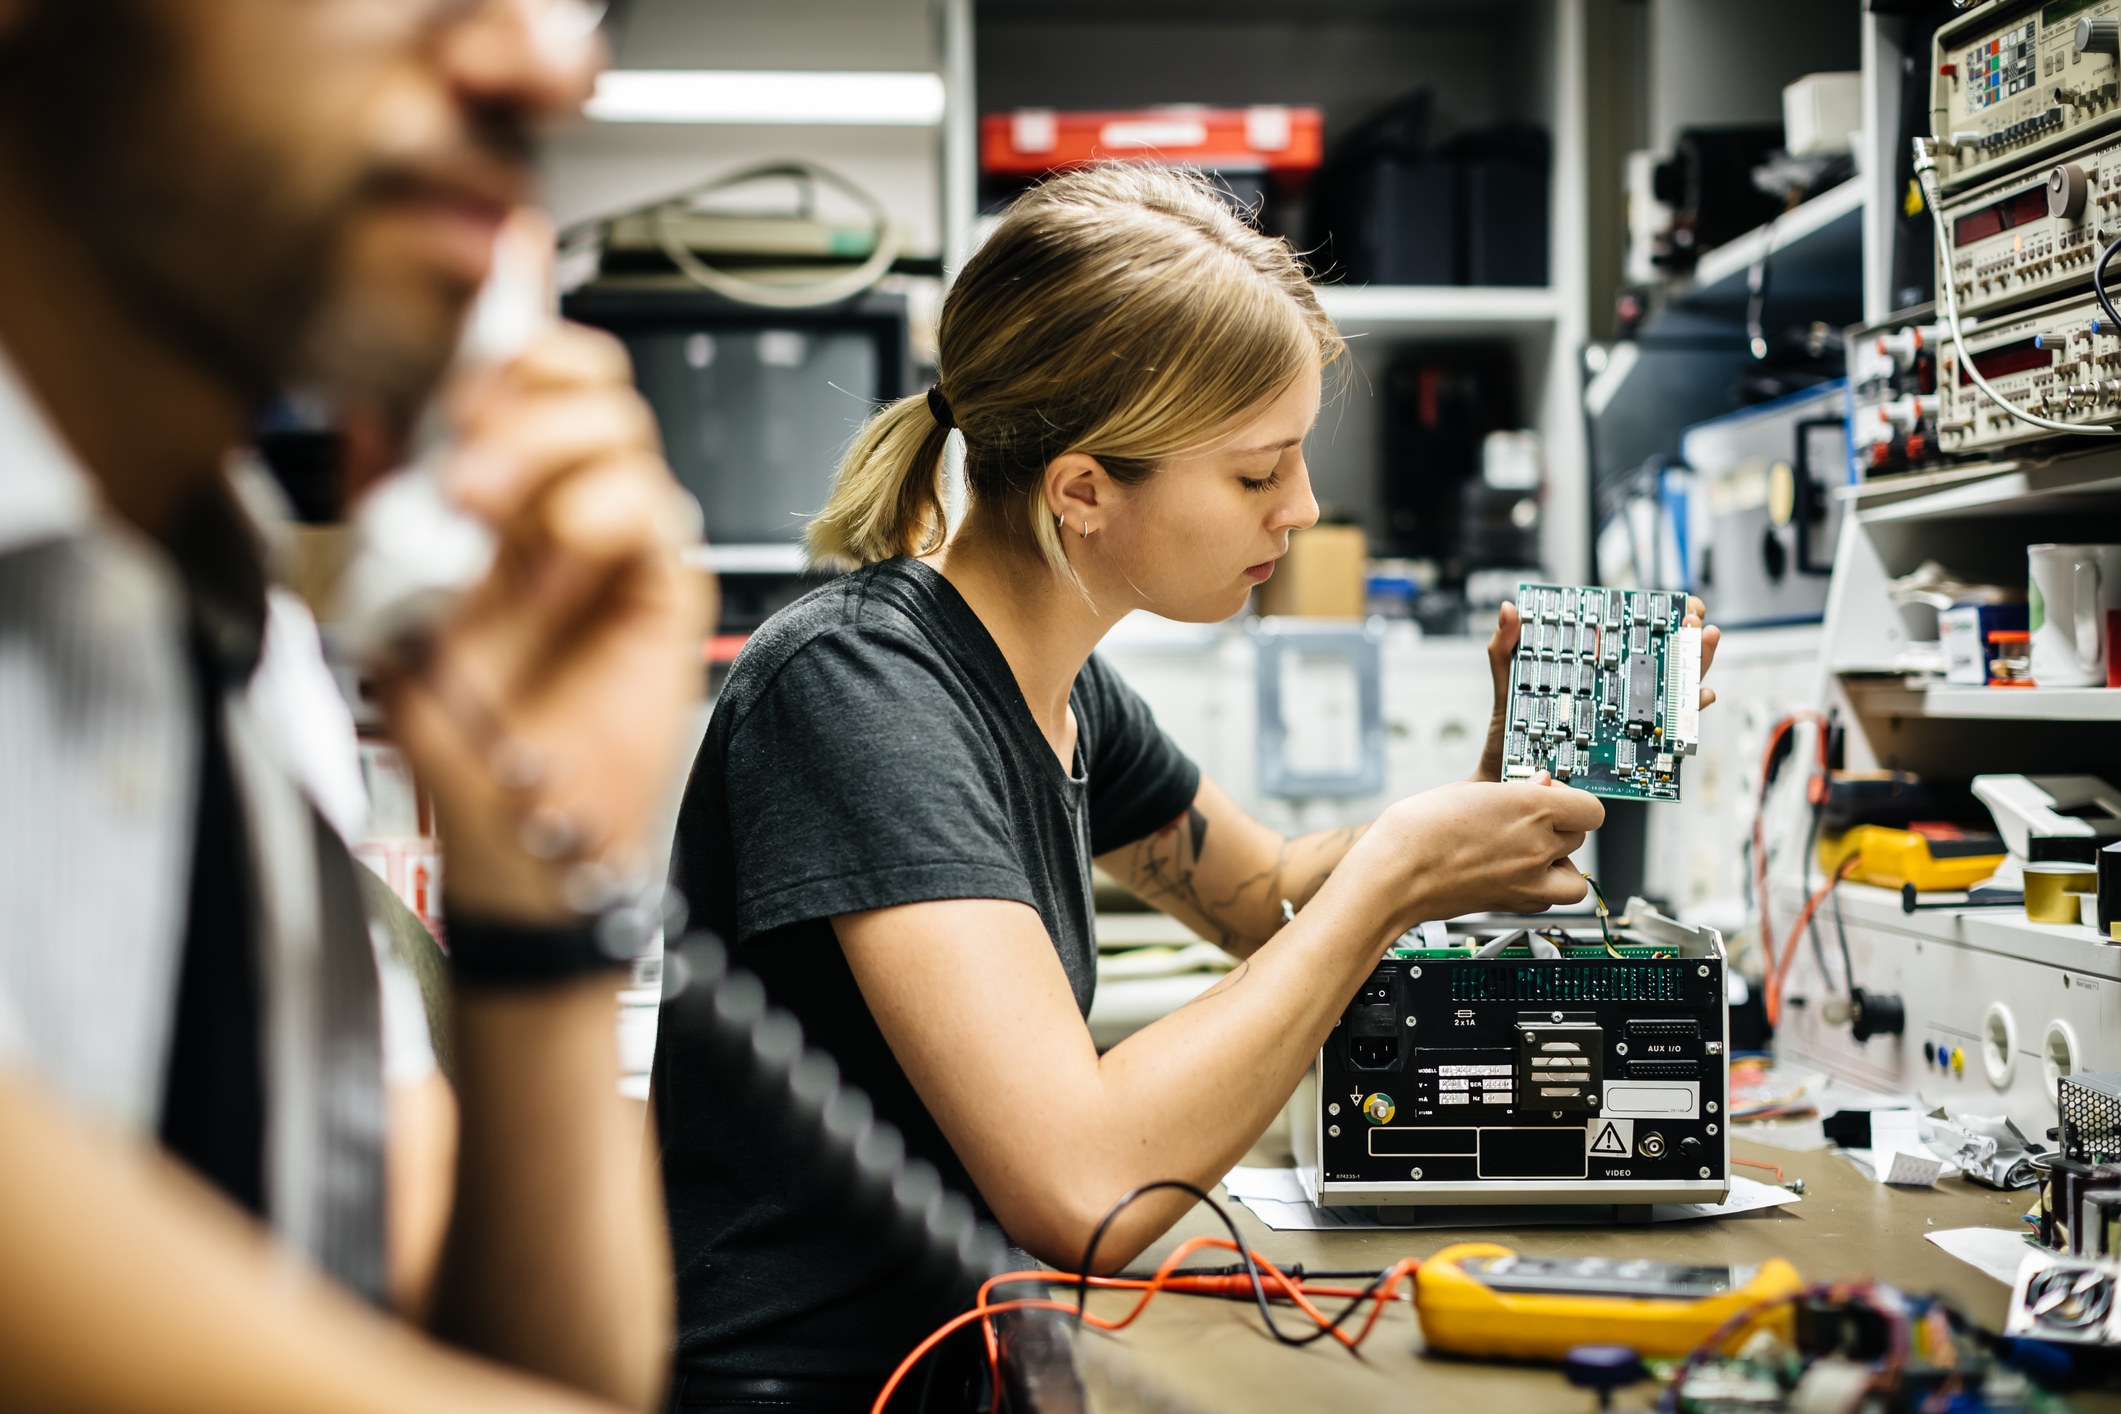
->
655, 165, 1719, 1409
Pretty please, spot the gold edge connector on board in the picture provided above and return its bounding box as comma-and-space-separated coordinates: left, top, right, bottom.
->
1675, 624, 1701, 756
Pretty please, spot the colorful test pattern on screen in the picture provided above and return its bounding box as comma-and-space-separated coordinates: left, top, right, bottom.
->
1501, 584, 1700, 803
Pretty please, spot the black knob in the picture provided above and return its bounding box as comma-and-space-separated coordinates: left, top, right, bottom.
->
1680, 1136, 1702, 1158
2078, 16, 2119, 56
1851, 988, 1907, 1042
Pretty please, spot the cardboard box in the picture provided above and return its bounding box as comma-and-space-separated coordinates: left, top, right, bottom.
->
1257, 524, 1369, 618
1940, 602, 2030, 685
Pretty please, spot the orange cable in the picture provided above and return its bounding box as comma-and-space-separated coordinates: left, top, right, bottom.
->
1731, 1155, 1783, 1184
976, 1234, 1239, 1383
1752, 711, 1829, 1026
1337, 1257, 1425, 1349
1766, 854, 1858, 1025
940, 1238, 1422, 1414
872, 1298, 1080, 1414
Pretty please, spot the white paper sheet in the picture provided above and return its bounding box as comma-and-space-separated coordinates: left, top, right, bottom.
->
1223, 1166, 1313, 1204
1219, 1169, 1800, 1233
1926, 1226, 2056, 1285
1837, 1109, 1956, 1187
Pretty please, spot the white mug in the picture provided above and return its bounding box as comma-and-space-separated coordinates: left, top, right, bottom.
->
2029, 544, 2121, 687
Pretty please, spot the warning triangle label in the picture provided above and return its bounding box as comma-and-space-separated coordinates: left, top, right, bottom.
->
1590, 1122, 1629, 1155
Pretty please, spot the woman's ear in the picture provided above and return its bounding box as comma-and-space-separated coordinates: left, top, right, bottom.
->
1043, 452, 1109, 535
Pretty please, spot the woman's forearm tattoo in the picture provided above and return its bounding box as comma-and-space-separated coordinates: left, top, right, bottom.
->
1117, 811, 1362, 950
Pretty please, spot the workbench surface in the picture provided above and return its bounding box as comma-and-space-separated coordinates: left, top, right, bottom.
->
1071, 1138, 2115, 1412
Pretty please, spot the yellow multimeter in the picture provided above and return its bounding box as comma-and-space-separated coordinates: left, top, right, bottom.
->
1414, 1243, 1804, 1362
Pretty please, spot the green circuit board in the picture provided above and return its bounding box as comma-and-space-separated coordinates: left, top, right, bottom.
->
1501, 583, 1700, 803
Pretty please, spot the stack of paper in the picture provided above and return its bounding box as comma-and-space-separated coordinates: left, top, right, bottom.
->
1219, 1167, 1801, 1233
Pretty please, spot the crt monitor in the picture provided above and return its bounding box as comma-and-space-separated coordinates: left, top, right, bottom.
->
561, 287, 912, 560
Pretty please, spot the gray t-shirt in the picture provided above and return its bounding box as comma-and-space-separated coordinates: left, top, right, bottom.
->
657, 557, 1199, 1388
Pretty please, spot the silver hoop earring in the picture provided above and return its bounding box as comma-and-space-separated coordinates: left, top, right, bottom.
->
1081, 516, 1092, 538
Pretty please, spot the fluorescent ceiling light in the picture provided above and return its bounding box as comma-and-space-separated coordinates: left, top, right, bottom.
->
586, 70, 946, 126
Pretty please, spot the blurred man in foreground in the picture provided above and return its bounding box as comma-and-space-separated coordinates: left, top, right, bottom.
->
0, 2, 707, 1410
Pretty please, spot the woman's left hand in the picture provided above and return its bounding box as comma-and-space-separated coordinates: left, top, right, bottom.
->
1474, 595, 1721, 783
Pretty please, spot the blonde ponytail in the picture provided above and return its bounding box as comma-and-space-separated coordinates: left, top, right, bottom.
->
806, 392, 950, 569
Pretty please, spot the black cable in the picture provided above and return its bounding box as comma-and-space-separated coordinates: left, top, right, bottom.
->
661, 935, 1409, 1389
1581, 873, 1618, 948
1072, 1181, 1388, 1348
1135, 1264, 1388, 1282
659, 934, 1009, 1291
1075, 1181, 1295, 1343
2097, 233, 2121, 339
1831, 869, 1857, 996
1746, 218, 1775, 362
1803, 802, 1839, 995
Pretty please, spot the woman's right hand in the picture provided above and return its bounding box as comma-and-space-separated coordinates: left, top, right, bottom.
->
1338, 775, 1606, 933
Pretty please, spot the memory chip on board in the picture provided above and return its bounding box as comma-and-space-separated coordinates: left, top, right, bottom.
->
1627, 653, 1656, 735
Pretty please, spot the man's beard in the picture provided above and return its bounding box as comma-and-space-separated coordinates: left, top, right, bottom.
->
292, 260, 466, 427
0, 0, 343, 401
0, 0, 506, 417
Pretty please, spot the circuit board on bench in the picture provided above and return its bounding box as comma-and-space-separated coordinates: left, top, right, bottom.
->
1501, 584, 1699, 803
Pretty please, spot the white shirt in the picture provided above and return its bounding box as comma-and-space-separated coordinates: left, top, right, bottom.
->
0, 345, 396, 1300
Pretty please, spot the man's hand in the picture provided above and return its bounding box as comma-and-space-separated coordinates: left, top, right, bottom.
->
379, 323, 712, 923
1474, 595, 1721, 783
371, 323, 693, 1406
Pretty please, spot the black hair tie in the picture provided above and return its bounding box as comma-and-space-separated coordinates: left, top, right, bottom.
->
926, 384, 955, 431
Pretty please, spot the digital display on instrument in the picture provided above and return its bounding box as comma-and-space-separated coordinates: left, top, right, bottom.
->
1953, 187, 2050, 247
2042, 0, 2104, 28
1458, 1254, 1742, 1301
1959, 337, 2055, 383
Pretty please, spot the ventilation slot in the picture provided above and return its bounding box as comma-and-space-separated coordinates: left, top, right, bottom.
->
1450, 964, 1684, 1003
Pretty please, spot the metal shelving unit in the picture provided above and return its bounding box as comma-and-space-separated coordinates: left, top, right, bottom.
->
1844, 679, 2121, 722
1850, 448, 2121, 524
1669, 177, 1867, 313
966, 0, 1594, 583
